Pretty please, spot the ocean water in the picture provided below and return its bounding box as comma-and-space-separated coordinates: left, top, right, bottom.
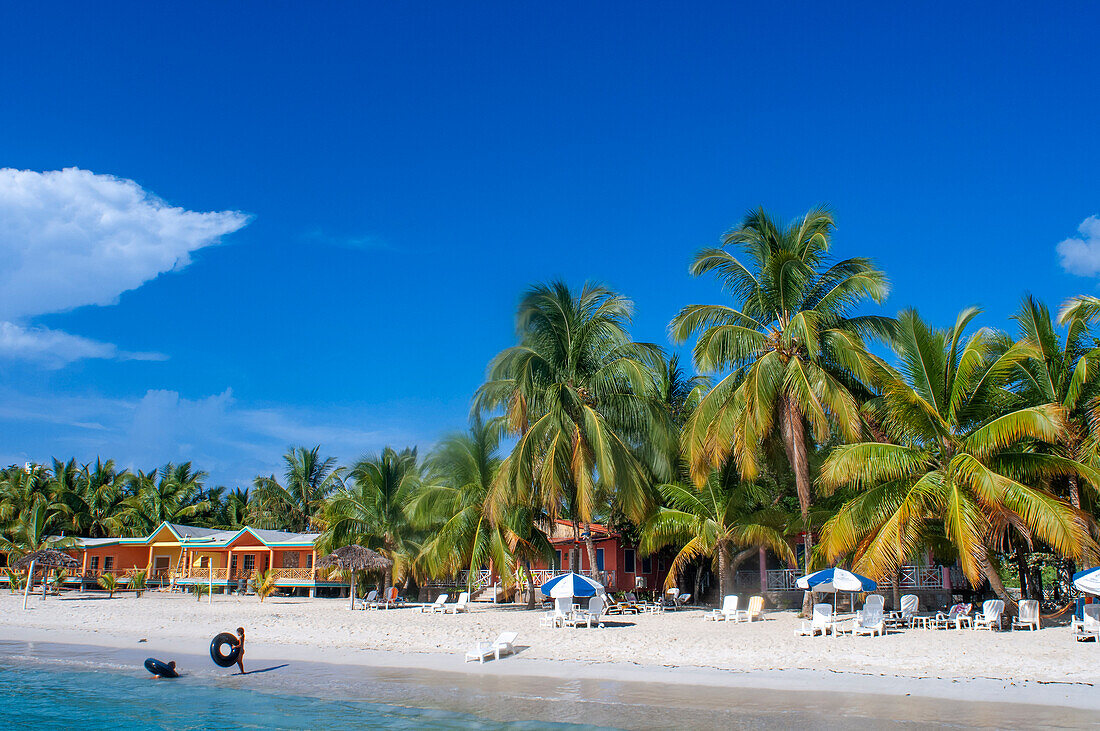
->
0, 659, 608, 731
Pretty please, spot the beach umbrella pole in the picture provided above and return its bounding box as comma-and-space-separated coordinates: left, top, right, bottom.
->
22, 560, 34, 611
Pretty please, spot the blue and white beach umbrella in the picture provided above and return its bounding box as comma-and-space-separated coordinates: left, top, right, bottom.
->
1073, 566, 1100, 595
540, 572, 605, 599
796, 567, 877, 593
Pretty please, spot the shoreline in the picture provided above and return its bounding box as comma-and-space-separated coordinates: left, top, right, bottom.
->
3, 624, 1097, 715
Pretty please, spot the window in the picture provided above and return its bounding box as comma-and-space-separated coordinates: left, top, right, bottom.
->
641, 556, 652, 574
306, 553, 314, 569
595, 548, 605, 571
89, 556, 99, 572
624, 549, 636, 574
243, 555, 256, 573
230, 555, 238, 576
554, 550, 562, 571
103, 556, 114, 571
199, 556, 210, 569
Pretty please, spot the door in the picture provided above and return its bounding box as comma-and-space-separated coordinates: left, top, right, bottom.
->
153, 555, 170, 578
243, 554, 256, 576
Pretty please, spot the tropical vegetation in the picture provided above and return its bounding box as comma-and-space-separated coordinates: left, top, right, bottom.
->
4, 205, 1100, 611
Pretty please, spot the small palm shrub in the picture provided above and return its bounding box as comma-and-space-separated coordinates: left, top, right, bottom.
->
5, 570, 24, 594
190, 583, 210, 601
251, 569, 278, 602
97, 572, 119, 598
127, 569, 148, 597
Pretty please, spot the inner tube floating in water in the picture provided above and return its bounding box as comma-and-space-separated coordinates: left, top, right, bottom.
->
144, 657, 179, 678
210, 632, 241, 668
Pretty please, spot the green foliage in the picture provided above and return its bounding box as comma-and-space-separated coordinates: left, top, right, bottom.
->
127, 569, 148, 597
251, 447, 341, 532
251, 568, 278, 602
97, 572, 119, 598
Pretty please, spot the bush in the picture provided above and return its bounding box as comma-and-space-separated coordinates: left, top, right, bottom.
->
251, 569, 278, 602
127, 569, 148, 597
97, 573, 119, 598
5, 570, 24, 594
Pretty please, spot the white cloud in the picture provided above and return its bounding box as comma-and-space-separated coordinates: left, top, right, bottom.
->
0, 321, 166, 368
0, 387, 423, 486
0, 167, 249, 363
1057, 215, 1100, 276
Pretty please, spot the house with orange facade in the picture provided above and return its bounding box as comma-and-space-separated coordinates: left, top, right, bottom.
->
522, 520, 670, 594
64, 522, 345, 596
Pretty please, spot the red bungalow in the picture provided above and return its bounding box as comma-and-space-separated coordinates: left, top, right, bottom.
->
524, 520, 669, 594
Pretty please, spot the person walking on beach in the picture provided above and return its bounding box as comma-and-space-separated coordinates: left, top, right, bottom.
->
231, 626, 246, 675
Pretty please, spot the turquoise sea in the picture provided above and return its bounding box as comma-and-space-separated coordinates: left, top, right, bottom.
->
0, 658, 606, 731
1, 640, 1095, 730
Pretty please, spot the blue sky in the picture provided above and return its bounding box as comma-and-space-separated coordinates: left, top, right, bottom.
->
0, 2, 1098, 486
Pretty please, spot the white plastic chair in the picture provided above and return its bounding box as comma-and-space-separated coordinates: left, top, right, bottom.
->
1075, 605, 1100, 642
465, 631, 518, 663
734, 595, 764, 623
357, 589, 378, 610
798, 603, 833, 636
420, 593, 448, 613
973, 599, 1004, 631
1011, 599, 1040, 631
705, 595, 738, 621
445, 591, 470, 614
540, 596, 571, 628
567, 594, 605, 628
853, 603, 886, 636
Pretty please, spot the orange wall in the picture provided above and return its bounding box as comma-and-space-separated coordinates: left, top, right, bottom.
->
83, 545, 149, 571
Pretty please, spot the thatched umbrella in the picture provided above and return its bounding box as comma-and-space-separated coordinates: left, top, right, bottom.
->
316, 545, 393, 610
13, 549, 79, 608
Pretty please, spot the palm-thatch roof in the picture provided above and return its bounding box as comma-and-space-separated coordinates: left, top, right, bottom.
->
316, 545, 393, 572
12, 549, 79, 571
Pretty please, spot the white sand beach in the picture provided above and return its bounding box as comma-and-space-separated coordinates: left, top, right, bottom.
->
2, 592, 1097, 718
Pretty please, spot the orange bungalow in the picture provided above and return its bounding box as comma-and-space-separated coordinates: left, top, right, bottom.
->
523, 520, 670, 594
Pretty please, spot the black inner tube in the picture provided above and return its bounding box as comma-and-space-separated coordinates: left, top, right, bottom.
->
144, 657, 179, 678
210, 632, 241, 668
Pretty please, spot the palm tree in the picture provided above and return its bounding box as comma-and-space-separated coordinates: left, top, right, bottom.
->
475, 281, 669, 577
816, 309, 1099, 607
0, 501, 77, 561
251, 446, 340, 532
55, 458, 129, 538
124, 463, 210, 535
669, 207, 892, 583
251, 568, 278, 601
320, 447, 421, 595
639, 463, 795, 600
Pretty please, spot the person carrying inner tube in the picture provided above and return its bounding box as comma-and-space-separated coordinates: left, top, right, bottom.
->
231, 626, 246, 675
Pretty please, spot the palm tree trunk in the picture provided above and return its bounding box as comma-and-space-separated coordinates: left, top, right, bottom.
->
981, 553, 1018, 613
523, 561, 537, 609
892, 569, 901, 611
717, 541, 730, 600
1015, 548, 1030, 601
779, 395, 814, 616
693, 562, 703, 605
1069, 475, 1081, 509
582, 524, 599, 581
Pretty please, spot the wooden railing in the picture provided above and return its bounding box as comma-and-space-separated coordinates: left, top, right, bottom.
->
764, 565, 959, 591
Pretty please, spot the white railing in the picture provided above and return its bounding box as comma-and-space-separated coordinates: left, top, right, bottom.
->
765, 565, 957, 591
427, 569, 493, 590
513, 569, 615, 589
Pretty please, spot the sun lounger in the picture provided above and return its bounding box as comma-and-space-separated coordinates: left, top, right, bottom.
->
356, 589, 378, 610
465, 631, 518, 663
973, 599, 1004, 631
445, 591, 470, 614
852, 601, 886, 636
1075, 605, 1100, 642
704, 595, 738, 621
886, 594, 919, 628
797, 603, 833, 636
421, 593, 448, 613
605, 595, 639, 615
1011, 599, 1040, 631
931, 603, 972, 630
733, 595, 764, 623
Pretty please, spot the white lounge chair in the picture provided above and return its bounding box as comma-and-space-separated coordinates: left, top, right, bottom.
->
931, 602, 972, 630
356, 589, 378, 610
664, 588, 680, 609
734, 595, 764, 623
1011, 599, 1040, 631
1075, 605, 1100, 642
705, 595, 739, 621
888, 594, 918, 628
973, 599, 1005, 631
540, 596, 572, 628
445, 591, 470, 614
421, 593, 448, 613
567, 594, 605, 628
464, 631, 518, 663
853, 602, 886, 636
797, 603, 833, 636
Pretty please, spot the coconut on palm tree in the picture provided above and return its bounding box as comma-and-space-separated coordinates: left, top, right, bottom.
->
816, 308, 1100, 608
476, 281, 670, 578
